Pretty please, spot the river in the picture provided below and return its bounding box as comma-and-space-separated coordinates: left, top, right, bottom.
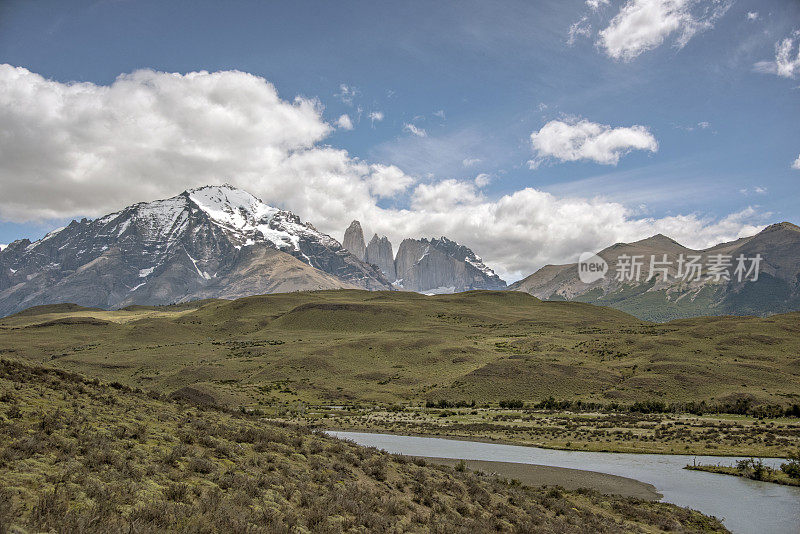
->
327, 431, 800, 534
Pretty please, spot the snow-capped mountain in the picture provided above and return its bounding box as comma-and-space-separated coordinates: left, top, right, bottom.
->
0, 185, 390, 316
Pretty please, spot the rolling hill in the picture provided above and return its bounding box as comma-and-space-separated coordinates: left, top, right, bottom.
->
1, 290, 798, 410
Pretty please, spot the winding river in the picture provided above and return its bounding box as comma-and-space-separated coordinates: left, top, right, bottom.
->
327, 431, 800, 534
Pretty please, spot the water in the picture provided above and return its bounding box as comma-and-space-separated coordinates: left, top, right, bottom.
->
327, 431, 800, 534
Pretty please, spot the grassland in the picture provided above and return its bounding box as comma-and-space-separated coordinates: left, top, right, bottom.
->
1, 290, 798, 457
0, 358, 729, 533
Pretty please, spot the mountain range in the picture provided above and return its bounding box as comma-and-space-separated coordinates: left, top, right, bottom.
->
0, 185, 503, 316
509, 222, 800, 321
1, 184, 798, 320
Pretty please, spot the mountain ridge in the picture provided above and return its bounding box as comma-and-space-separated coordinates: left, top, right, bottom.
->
341, 220, 506, 293
0, 185, 388, 316
510, 222, 800, 321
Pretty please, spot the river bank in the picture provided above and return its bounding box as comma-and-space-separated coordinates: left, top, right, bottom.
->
421, 457, 662, 500
328, 430, 800, 534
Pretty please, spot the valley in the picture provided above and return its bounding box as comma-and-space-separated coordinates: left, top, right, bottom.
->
1, 289, 797, 460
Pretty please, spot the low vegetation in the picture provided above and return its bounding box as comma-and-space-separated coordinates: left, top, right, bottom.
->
295, 406, 800, 458
685, 454, 800, 487
1, 291, 799, 415
0, 359, 729, 533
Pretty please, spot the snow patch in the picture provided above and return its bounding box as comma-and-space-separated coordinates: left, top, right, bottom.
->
423, 286, 456, 295
129, 282, 146, 292
185, 250, 212, 280
138, 267, 155, 278
24, 226, 66, 251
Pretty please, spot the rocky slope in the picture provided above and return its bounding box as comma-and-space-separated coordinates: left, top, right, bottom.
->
510, 222, 800, 321
0, 185, 389, 316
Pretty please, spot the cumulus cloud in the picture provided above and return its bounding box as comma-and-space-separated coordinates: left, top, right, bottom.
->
367, 164, 415, 198
792, 154, 800, 170
386, 181, 763, 281
403, 123, 427, 137
746, 11, 759, 21
336, 114, 354, 130
598, 0, 732, 60
0, 65, 764, 282
530, 118, 658, 167
754, 31, 800, 78
0, 65, 416, 223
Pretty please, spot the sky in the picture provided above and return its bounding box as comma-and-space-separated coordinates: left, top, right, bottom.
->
0, 0, 798, 281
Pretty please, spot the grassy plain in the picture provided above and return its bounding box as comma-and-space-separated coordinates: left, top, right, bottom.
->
0, 359, 729, 533
1, 290, 798, 457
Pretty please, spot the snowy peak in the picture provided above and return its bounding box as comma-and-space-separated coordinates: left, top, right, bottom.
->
0, 185, 392, 316
186, 184, 279, 233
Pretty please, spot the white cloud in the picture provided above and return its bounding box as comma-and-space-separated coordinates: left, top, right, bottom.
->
403, 123, 427, 137
792, 154, 800, 170
335, 84, 359, 105
368, 111, 384, 125
0, 64, 764, 282
746, 11, 759, 21
587, 0, 610, 10
474, 173, 492, 187
367, 164, 415, 198
433, 110, 446, 119
598, 0, 732, 61
754, 32, 800, 78
462, 158, 482, 167
410, 179, 484, 211
336, 114, 354, 130
568, 16, 592, 45
697, 121, 710, 129
0, 65, 416, 223
530, 117, 658, 167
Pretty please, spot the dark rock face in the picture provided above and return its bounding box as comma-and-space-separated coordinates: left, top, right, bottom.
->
365, 234, 396, 282
0, 185, 390, 316
343, 220, 366, 261
394, 237, 506, 293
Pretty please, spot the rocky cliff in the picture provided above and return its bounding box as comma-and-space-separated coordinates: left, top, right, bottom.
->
365, 234, 396, 282
394, 237, 507, 293
342, 220, 366, 261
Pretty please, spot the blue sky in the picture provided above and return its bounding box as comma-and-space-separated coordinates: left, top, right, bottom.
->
0, 0, 798, 279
